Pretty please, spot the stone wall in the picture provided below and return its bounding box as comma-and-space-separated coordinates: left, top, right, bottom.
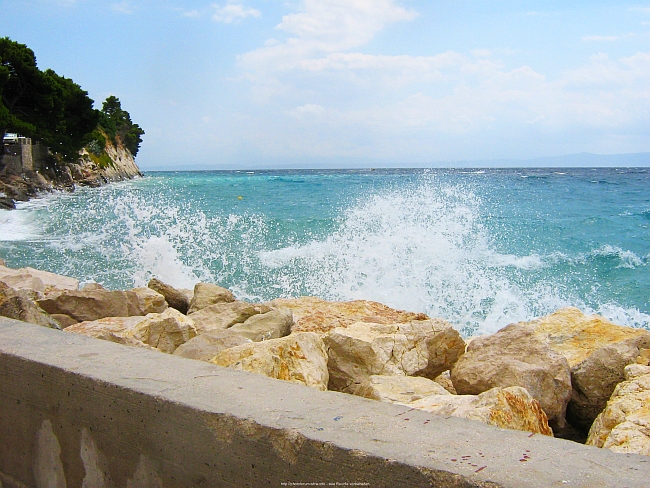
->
0, 318, 648, 488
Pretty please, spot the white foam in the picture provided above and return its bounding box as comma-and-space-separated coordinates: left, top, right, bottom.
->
0, 208, 41, 241
258, 178, 573, 335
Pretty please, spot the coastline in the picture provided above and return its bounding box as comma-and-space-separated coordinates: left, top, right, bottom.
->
1, 261, 650, 459
0, 138, 142, 210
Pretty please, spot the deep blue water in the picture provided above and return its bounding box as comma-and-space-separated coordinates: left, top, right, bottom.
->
0, 167, 648, 336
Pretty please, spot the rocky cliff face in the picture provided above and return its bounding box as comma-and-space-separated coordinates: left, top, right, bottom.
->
0, 139, 142, 209
72, 141, 142, 188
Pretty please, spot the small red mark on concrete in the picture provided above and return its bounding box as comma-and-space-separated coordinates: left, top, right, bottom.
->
451, 459, 457, 462
475, 466, 487, 473
528, 433, 535, 437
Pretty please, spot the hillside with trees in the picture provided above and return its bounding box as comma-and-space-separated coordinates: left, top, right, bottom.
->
0, 37, 144, 208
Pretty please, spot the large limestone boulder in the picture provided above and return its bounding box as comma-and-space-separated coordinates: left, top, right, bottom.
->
410, 386, 554, 436
324, 319, 465, 394
228, 308, 293, 342
0, 265, 78, 293
450, 323, 571, 428
65, 308, 196, 353
173, 330, 252, 361
356, 375, 451, 404
587, 364, 650, 456
518, 307, 650, 431
148, 278, 191, 314
188, 301, 270, 334
131, 287, 168, 315
187, 282, 235, 314
37, 288, 165, 323
212, 332, 329, 391
266, 297, 428, 334
0, 284, 61, 330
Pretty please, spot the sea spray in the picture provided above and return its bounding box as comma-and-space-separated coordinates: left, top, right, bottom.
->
0, 168, 648, 335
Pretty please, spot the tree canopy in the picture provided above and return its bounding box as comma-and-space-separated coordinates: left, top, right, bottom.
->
99, 96, 144, 157
1, 37, 143, 162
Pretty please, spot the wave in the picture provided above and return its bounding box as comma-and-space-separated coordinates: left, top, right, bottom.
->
3, 173, 648, 336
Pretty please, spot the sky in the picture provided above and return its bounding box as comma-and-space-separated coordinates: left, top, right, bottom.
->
2, 0, 650, 169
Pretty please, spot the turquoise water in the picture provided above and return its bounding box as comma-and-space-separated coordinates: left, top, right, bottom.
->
0, 168, 648, 336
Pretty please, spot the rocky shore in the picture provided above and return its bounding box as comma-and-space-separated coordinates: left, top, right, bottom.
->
1, 262, 649, 457
0, 139, 141, 210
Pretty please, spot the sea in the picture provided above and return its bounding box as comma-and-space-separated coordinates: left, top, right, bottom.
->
0, 167, 648, 337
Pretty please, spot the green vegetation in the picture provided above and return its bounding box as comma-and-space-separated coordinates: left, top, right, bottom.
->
0, 37, 144, 166
97, 96, 144, 157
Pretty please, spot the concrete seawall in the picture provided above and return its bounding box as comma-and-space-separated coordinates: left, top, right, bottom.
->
1, 318, 648, 487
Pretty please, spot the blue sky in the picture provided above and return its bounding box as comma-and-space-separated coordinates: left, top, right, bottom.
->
3, 0, 650, 169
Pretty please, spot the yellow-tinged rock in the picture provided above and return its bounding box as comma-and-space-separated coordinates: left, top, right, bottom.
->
586, 364, 650, 456
521, 307, 649, 367
518, 307, 650, 431
324, 320, 465, 394
266, 297, 428, 334
212, 332, 329, 391
65, 308, 196, 353
131, 287, 168, 315
410, 386, 554, 436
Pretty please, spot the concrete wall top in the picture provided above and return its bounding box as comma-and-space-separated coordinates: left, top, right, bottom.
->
1, 318, 648, 487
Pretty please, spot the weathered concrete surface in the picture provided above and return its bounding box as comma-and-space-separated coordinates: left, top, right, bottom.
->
0, 318, 648, 488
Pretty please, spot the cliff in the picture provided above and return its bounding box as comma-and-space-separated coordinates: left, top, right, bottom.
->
0, 137, 142, 209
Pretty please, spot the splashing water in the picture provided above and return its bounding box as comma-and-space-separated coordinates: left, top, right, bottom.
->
0, 168, 648, 335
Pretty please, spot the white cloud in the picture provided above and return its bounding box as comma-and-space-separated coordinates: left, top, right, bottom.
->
288, 104, 325, 119
182, 9, 200, 18
240, 0, 418, 72
277, 0, 417, 51
583, 35, 621, 42
212, 2, 261, 23
231, 1, 650, 159
111, 1, 136, 14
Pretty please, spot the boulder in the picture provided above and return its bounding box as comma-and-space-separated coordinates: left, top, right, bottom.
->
131, 287, 168, 314
324, 319, 465, 394
129, 308, 196, 353
173, 330, 252, 362
148, 278, 191, 314
187, 282, 235, 314
518, 307, 650, 431
450, 323, 571, 428
0, 268, 46, 293
356, 375, 451, 404
38, 288, 163, 323
228, 308, 293, 342
586, 364, 650, 456
266, 296, 429, 334
409, 386, 554, 436
65, 308, 196, 353
189, 301, 271, 334
0, 294, 61, 330
212, 332, 329, 391
0, 265, 78, 293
